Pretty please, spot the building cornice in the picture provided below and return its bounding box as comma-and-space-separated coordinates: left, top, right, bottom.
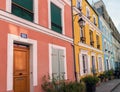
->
0, 10, 73, 43
78, 42, 103, 53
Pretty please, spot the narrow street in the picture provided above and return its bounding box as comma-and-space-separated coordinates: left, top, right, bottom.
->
96, 79, 120, 92
112, 84, 120, 92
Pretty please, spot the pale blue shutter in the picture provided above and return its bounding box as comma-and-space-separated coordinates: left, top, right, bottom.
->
52, 48, 59, 79
59, 49, 65, 80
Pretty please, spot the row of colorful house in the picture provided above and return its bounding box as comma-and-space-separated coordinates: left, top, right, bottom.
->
0, 0, 120, 92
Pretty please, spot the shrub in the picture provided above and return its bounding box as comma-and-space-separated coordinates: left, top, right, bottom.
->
82, 75, 99, 86
41, 75, 85, 92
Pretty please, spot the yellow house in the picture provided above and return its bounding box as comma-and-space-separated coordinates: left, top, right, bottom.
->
72, 0, 104, 81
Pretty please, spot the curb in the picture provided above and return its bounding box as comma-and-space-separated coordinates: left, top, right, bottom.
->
111, 82, 120, 92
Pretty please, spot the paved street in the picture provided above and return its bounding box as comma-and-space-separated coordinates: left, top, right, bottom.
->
96, 79, 120, 92
112, 84, 120, 92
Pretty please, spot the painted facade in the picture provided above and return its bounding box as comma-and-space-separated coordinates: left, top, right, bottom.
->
94, 0, 118, 70
72, 0, 104, 80
0, 0, 75, 92
98, 16, 114, 70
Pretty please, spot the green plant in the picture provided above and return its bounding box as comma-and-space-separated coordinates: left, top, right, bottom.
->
41, 75, 86, 92
82, 75, 99, 86
82, 75, 99, 92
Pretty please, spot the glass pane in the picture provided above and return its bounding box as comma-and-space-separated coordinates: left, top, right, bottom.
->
12, 4, 22, 18
22, 9, 33, 22
12, 0, 33, 11
12, 4, 33, 22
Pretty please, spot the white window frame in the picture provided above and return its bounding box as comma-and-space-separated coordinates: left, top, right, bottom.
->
86, 6, 90, 18
48, 0, 65, 34
6, 0, 38, 23
49, 44, 67, 80
98, 56, 103, 72
76, 0, 82, 9
79, 50, 90, 76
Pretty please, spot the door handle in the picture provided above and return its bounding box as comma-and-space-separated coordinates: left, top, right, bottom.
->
19, 73, 23, 75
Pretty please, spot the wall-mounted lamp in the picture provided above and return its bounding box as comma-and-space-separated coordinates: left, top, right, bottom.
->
78, 18, 85, 27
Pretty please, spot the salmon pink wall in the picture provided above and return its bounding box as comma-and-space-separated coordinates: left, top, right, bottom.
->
0, 20, 8, 92
0, 19, 74, 92
64, 4, 73, 38
39, 0, 48, 28
0, 0, 6, 10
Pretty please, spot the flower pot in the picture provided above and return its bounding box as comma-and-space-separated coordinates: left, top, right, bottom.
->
86, 84, 96, 92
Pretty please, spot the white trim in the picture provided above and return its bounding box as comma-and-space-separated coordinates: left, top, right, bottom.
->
78, 42, 103, 53
86, 6, 90, 17
7, 34, 37, 91
48, 0, 65, 34
79, 50, 90, 75
97, 55, 103, 72
49, 44, 67, 80
6, 0, 39, 23
0, 10, 73, 43
64, 0, 71, 6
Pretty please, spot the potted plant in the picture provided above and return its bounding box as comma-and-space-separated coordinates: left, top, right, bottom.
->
98, 73, 105, 82
82, 75, 99, 92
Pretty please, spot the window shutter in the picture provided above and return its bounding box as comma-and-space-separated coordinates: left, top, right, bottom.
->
12, 0, 33, 11
51, 3, 62, 33
84, 55, 88, 73
79, 54, 83, 76
12, 0, 33, 21
59, 49, 65, 79
87, 55, 91, 74
52, 48, 59, 79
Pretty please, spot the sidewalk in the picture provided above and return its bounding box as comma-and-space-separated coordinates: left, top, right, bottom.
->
96, 79, 120, 92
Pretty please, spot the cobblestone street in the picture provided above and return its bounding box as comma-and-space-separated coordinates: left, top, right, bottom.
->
96, 79, 120, 92
112, 83, 120, 92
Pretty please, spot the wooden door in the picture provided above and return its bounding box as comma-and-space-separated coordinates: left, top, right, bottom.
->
13, 45, 30, 92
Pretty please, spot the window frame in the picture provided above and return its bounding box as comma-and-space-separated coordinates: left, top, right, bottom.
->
6, 0, 38, 23
49, 44, 67, 80
86, 6, 90, 18
79, 50, 90, 76
76, 0, 82, 9
98, 56, 103, 72
48, 0, 65, 34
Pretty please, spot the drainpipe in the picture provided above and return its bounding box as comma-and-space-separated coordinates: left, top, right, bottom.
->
71, 0, 78, 82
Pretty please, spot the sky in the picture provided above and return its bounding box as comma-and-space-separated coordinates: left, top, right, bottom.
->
88, 0, 120, 33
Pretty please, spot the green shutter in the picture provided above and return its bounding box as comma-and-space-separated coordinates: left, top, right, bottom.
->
12, 0, 33, 11
51, 3, 62, 33
12, 0, 33, 22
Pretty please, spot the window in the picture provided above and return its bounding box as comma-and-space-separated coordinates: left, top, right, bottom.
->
96, 35, 100, 49
51, 46, 66, 80
104, 41, 107, 51
106, 59, 109, 70
86, 7, 90, 19
76, 0, 82, 10
89, 30, 94, 46
98, 57, 103, 72
80, 27, 86, 43
51, 3, 62, 34
93, 16, 96, 25
91, 56, 96, 74
12, 0, 33, 22
82, 54, 88, 74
